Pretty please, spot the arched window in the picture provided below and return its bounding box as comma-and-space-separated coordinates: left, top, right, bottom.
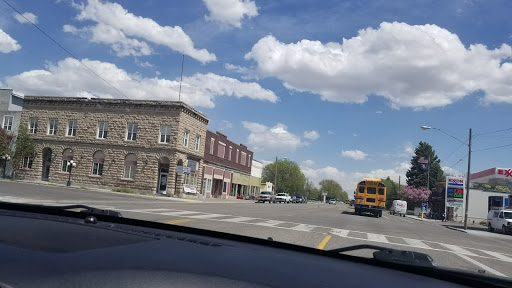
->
92, 151, 105, 176
124, 153, 137, 179
61, 148, 73, 172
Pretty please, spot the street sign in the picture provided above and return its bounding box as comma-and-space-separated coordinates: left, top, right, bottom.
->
421, 202, 428, 213
322, 192, 327, 196
446, 177, 464, 208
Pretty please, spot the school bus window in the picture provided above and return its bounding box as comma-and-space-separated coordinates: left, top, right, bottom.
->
378, 188, 385, 195
359, 186, 365, 193
367, 187, 376, 194
366, 198, 376, 203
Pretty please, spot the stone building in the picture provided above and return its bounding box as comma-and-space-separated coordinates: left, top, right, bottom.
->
18, 96, 208, 196
201, 130, 254, 199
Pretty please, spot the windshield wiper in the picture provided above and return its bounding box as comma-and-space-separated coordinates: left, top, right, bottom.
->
329, 244, 436, 268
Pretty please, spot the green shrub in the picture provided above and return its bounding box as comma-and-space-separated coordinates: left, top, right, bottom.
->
113, 187, 134, 194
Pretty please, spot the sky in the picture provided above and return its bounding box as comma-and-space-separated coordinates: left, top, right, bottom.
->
1, 0, 512, 192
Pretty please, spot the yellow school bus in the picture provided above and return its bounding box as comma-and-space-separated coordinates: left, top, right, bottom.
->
354, 178, 386, 218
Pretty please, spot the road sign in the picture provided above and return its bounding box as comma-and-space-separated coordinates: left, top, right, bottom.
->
421, 202, 428, 213
322, 192, 327, 196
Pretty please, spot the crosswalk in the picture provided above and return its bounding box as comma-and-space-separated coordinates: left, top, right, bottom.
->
116, 207, 512, 264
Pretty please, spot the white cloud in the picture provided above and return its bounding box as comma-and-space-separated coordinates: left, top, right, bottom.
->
0, 29, 21, 53
5, 57, 277, 108
136, 60, 153, 68
245, 22, 512, 108
376, 110, 383, 114
442, 166, 464, 177
242, 121, 303, 152
13, 12, 38, 24
404, 142, 414, 155
353, 133, 358, 137
303, 130, 320, 141
225, 63, 258, 80
341, 149, 368, 160
301, 162, 410, 197
327, 130, 335, 135
302, 160, 315, 167
218, 120, 233, 130
203, 0, 258, 28
66, 0, 215, 63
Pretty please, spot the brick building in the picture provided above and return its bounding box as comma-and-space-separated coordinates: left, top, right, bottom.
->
201, 131, 254, 199
18, 96, 208, 196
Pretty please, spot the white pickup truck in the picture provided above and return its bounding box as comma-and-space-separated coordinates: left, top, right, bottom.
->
276, 193, 292, 203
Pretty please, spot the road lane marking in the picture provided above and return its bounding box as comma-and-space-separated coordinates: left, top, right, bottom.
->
481, 250, 512, 263
381, 215, 389, 219
329, 228, 349, 237
255, 220, 286, 227
439, 243, 478, 256
187, 213, 225, 219
367, 233, 389, 243
403, 238, 431, 249
165, 219, 193, 225
455, 254, 507, 278
160, 211, 203, 216
135, 208, 174, 212
290, 224, 317, 231
222, 217, 256, 223
317, 235, 332, 250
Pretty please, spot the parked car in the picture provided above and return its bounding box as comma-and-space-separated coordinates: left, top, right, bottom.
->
349, 200, 354, 206
294, 196, 304, 203
328, 199, 336, 205
487, 209, 512, 234
245, 195, 255, 200
257, 191, 276, 203
276, 193, 292, 203
390, 200, 407, 217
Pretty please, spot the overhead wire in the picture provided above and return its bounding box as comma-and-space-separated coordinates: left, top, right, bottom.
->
473, 127, 512, 138
2, 0, 130, 99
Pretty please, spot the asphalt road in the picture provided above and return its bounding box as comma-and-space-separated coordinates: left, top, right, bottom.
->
2, 180, 512, 280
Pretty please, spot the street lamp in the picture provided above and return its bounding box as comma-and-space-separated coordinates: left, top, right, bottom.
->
421, 126, 472, 230
66, 160, 77, 186
2, 154, 10, 179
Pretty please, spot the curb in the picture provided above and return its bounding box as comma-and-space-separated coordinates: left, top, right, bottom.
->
444, 225, 468, 233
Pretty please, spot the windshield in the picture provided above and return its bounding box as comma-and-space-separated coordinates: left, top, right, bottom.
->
505, 212, 512, 219
1, 0, 511, 281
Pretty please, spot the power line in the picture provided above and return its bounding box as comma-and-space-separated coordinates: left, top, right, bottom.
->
473, 143, 512, 153
443, 154, 468, 171
441, 141, 468, 163
473, 127, 512, 137
2, 0, 130, 99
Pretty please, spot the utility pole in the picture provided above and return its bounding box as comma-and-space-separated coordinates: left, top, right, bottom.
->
464, 129, 472, 230
275, 156, 277, 194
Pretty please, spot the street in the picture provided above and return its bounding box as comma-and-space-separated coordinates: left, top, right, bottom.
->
2, 181, 512, 279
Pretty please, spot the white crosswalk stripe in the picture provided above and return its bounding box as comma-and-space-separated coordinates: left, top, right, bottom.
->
221, 217, 256, 223
329, 228, 350, 237
366, 233, 390, 243
439, 243, 478, 256
187, 213, 225, 219
403, 238, 431, 249
481, 250, 512, 263
289, 224, 317, 231
160, 211, 203, 216
255, 220, 286, 227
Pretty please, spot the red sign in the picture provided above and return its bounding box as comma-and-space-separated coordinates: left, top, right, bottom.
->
498, 169, 512, 177
448, 178, 464, 184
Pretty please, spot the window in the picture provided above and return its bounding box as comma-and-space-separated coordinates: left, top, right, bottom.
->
236, 149, 239, 163
29, 118, 38, 134
241, 152, 247, 166
367, 187, 376, 194
61, 149, 73, 172
378, 188, 385, 195
48, 119, 58, 135
499, 212, 504, 219
183, 129, 189, 147
358, 186, 365, 193
366, 198, 376, 203
3, 116, 13, 131
22, 156, 33, 169
210, 138, 214, 154
228, 146, 232, 160
98, 122, 108, 139
67, 120, 77, 136
195, 135, 201, 151
217, 142, 225, 158
248, 155, 251, 167
92, 151, 105, 176
123, 153, 137, 179
160, 125, 171, 143
223, 182, 227, 193
184, 173, 197, 186
127, 123, 137, 141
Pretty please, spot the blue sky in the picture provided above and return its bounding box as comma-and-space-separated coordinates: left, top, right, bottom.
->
1, 0, 511, 190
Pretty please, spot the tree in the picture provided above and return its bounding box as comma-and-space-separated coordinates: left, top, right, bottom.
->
13, 124, 35, 169
406, 142, 444, 190
0, 128, 10, 157
262, 159, 305, 195
319, 179, 348, 201
382, 176, 401, 209
400, 186, 432, 208
303, 178, 319, 199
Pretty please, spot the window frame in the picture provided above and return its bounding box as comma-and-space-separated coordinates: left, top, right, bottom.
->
217, 142, 226, 158
367, 187, 377, 194
127, 123, 138, 141
209, 138, 214, 154
195, 134, 201, 151
159, 125, 171, 144
98, 122, 108, 139
48, 119, 58, 135
22, 156, 33, 169
29, 118, 38, 134
3, 115, 13, 131
67, 120, 77, 137
183, 129, 190, 147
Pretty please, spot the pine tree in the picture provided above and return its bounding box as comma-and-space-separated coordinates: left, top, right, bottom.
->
406, 141, 444, 189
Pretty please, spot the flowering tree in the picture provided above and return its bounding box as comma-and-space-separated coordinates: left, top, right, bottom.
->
400, 186, 431, 207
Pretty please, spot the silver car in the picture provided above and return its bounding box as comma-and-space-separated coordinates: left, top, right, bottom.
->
257, 191, 276, 203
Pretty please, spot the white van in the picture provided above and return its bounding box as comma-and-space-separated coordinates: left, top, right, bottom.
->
390, 200, 407, 217
487, 209, 512, 234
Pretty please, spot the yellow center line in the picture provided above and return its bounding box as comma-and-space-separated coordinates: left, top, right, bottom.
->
317, 235, 332, 250
165, 218, 193, 225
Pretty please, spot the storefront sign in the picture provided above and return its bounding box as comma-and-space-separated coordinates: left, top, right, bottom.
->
446, 177, 465, 208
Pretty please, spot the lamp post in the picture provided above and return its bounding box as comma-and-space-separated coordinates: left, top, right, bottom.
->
2, 154, 10, 179
421, 126, 472, 230
66, 160, 77, 186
